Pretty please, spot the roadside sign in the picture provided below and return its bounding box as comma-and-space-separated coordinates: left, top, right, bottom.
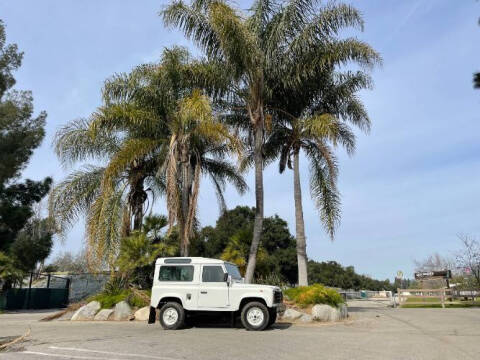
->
414, 270, 452, 280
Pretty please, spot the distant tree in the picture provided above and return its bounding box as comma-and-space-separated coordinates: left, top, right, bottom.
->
191, 206, 298, 284
456, 234, 480, 288
47, 249, 89, 273
308, 260, 393, 291
0, 20, 50, 253
10, 217, 54, 272
0, 20, 52, 289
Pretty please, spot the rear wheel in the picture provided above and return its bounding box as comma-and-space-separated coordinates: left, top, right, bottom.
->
241, 301, 269, 331
159, 302, 185, 330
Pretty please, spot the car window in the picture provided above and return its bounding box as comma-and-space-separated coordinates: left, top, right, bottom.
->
202, 266, 225, 282
224, 263, 242, 280
159, 265, 194, 281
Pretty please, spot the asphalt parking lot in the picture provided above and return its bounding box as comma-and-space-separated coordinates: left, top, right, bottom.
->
1, 301, 480, 360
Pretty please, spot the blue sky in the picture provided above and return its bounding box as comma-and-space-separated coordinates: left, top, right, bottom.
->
1, 0, 479, 280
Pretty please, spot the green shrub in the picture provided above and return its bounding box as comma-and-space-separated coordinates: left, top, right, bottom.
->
284, 284, 344, 308
89, 290, 130, 309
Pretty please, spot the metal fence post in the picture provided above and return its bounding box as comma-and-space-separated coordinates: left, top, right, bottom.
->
46, 274, 51, 289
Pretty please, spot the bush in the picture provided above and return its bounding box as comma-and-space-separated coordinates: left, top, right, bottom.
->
284, 284, 344, 308
88, 288, 150, 309
88, 276, 150, 309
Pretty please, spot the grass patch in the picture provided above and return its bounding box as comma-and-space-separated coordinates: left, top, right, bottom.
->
402, 301, 480, 308
405, 297, 442, 303
284, 284, 344, 308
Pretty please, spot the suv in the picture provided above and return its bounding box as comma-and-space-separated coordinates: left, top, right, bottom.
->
148, 257, 284, 330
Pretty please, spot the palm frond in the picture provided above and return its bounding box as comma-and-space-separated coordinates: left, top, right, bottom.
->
53, 118, 119, 167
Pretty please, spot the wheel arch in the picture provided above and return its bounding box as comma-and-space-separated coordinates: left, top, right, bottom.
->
239, 297, 268, 311
157, 296, 184, 308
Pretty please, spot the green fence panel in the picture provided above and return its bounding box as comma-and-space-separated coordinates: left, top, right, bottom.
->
0, 288, 69, 310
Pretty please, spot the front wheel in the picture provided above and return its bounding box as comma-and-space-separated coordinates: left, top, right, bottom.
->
241, 302, 270, 331
159, 302, 185, 330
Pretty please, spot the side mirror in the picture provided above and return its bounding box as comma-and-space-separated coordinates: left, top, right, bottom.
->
223, 272, 229, 282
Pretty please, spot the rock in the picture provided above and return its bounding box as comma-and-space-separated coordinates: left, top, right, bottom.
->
112, 301, 132, 321
311, 304, 337, 322
134, 306, 150, 321
299, 314, 313, 323
94, 309, 114, 321
280, 308, 303, 321
71, 301, 101, 321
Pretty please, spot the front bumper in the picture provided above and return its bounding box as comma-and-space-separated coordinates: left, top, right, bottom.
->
275, 303, 286, 314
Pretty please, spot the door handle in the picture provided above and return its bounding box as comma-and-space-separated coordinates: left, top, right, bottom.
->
200, 291, 208, 294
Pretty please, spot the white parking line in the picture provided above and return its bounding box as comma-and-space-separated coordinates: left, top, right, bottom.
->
48, 347, 182, 360
22, 351, 122, 360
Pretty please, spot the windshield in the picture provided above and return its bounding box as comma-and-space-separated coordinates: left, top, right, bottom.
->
224, 263, 242, 280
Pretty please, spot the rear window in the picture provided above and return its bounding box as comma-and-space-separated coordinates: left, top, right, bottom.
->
159, 265, 194, 282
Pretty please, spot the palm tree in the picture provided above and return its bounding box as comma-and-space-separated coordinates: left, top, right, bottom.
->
164, 89, 246, 255
50, 47, 246, 266
263, 68, 373, 285
162, 0, 380, 282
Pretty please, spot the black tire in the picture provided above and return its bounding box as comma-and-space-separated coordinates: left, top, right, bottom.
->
241, 301, 270, 331
268, 308, 277, 327
159, 302, 185, 330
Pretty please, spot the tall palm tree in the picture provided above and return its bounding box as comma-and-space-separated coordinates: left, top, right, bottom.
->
264, 68, 373, 285
50, 47, 246, 266
162, 0, 380, 282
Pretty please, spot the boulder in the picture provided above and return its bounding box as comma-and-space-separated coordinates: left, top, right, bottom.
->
71, 301, 101, 321
134, 306, 150, 321
311, 304, 337, 322
94, 309, 114, 321
280, 308, 303, 321
299, 314, 313, 323
112, 301, 132, 321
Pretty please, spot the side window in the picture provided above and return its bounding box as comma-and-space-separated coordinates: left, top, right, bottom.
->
202, 266, 225, 282
159, 266, 194, 282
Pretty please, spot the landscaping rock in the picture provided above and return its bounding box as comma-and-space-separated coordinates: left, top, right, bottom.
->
112, 301, 132, 321
134, 306, 150, 321
94, 309, 114, 321
71, 301, 101, 321
311, 304, 337, 322
280, 308, 303, 321
299, 314, 313, 323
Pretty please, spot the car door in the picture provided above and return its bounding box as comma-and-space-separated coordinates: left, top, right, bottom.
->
198, 265, 229, 308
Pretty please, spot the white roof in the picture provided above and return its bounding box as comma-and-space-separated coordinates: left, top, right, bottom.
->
155, 257, 225, 265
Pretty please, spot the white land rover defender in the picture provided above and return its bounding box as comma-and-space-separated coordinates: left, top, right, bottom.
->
148, 257, 284, 330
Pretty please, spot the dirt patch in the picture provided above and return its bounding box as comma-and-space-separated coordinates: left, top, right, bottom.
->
40, 302, 85, 321
0, 328, 30, 352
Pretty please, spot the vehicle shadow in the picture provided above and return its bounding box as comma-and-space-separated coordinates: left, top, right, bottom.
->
183, 313, 292, 331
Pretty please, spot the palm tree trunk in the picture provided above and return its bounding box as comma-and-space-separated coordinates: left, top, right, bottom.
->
245, 120, 264, 283
129, 177, 146, 231
293, 150, 308, 286
179, 147, 191, 256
